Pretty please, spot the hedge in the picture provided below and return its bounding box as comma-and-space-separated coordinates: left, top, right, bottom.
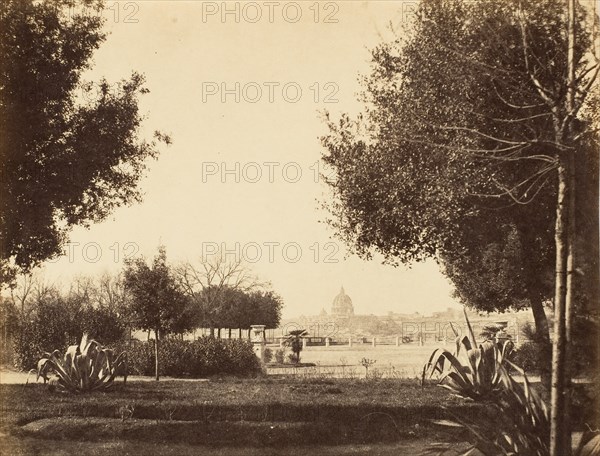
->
113, 337, 262, 378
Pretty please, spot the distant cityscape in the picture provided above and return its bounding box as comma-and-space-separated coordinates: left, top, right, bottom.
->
276, 286, 536, 344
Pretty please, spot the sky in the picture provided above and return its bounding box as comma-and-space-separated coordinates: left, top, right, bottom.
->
37, 0, 463, 319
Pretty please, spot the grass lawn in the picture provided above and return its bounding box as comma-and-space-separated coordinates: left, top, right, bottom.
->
0, 434, 475, 456
0, 377, 483, 454
290, 344, 441, 374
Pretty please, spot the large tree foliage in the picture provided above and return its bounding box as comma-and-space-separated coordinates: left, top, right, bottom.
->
176, 252, 270, 337
217, 287, 283, 338
0, 0, 170, 281
321, 1, 598, 452
322, 0, 595, 332
122, 247, 190, 380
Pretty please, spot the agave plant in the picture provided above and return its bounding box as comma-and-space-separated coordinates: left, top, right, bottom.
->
426, 365, 600, 456
36, 334, 127, 393
422, 310, 600, 456
422, 308, 513, 401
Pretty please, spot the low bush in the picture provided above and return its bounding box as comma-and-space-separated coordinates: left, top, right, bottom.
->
12, 299, 126, 371
263, 347, 273, 363
511, 341, 544, 373
112, 337, 261, 378
274, 348, 285, 364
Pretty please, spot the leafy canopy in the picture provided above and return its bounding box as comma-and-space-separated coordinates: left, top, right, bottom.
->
0, 0, 170, 278
122, 247, 190, 336
321, 0, 596, 316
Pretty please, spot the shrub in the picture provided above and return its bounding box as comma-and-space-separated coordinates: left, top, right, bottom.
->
13, 298, 126, 371
274, 348, 286, 364
360, 358, 377, 378
114, 336, 261, 378
511, 341, 543, 373
159, 338, 193, 377
263, 347, 273, 363
515, 318, 599, 381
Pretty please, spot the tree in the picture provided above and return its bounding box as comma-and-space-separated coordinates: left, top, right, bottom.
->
197, 286, 283, 339
0, 297, 18, 363
122, 247, 189, 380
218, 286, 249, 338
176, 251, 266, 336
285, 329, 307, 364
250, 290, 283, 336
67, 276, 126, 344
321, 0, 599, 452
0, 0, 170, 284
7, 273, 128, 369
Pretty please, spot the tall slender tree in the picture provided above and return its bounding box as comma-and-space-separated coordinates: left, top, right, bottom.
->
123, 247, 189, 381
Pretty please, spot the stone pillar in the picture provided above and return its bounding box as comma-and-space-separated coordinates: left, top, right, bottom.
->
302, 337, 307, 349
325, 337, 330, 347
395, 336, 400, 347
348, 337, 352, 347
372, 337, 376, 347
250, 325, 266, 362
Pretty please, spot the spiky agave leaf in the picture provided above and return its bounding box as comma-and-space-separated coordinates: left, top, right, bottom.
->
576, 431, 600, 456
463, 307, 477, 349
36, 358, 52, 383
422, 348, 449, 384
101, 351, 128, 390
423, 312, 557, 456
63, 345, 79, 382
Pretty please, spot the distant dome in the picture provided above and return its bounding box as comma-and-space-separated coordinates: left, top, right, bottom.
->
331, 286, 354, 316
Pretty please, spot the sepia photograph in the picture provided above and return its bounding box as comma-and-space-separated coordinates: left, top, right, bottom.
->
1, 0, 599, 455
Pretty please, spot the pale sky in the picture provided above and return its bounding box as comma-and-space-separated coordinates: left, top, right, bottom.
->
38, 1, 462, 318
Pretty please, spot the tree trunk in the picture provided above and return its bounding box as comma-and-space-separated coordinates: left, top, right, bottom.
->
530, 293, 551, 390
154, 328, 160, 381
550, 1, 576, 454
210, 327, 215, 338
530, 294, 549, 342
217, 328, 221, 339
563, 143, 577, 455
550, 159, 569, 456
238, 328, 242, 338
228, 328, 232, 339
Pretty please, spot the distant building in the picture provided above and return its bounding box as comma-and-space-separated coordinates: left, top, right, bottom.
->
277, 288, 534, 342
331, 286, 354, 316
